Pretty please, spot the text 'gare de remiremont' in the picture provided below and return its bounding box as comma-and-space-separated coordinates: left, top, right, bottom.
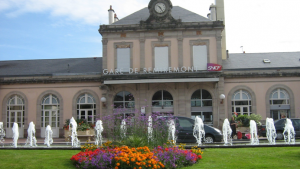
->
103, 63, 222, 75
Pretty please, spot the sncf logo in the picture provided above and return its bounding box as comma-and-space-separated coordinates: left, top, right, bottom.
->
207, 63, 222, 71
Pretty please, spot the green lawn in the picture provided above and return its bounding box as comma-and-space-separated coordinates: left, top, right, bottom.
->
182, 147, 300, 169
0, 150, 79, 169
0, 147, 299, 169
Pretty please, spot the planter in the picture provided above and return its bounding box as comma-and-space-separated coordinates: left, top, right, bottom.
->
77, 130, 93, 135
64, 129, 95, 142
64, 130, 71, 141
237, 127, 250, 133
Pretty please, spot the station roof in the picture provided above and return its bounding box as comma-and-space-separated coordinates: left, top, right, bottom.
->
0, 57, 102, 77
112, 6, 211, 25
222, 52, 300, 70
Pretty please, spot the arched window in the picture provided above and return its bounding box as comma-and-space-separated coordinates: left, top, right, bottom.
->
270, 88, 289, 105
113, 91, 135, 109
191, 89, 213, 125
6, 95, 25, 138
77, 93, 96, 124
41, 94, 60, 137
152, 90, 173, 107
269, 88, 290, 120
113, 91, 135, 118
231, 90, 252, 116
7, 95, 25, 128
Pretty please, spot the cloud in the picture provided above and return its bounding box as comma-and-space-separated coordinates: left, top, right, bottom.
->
0, 0, 214, 25
0, 0, 148, 25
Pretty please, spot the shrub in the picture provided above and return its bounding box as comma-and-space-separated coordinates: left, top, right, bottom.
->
101, 110, 175, 148
236, 114, 262, 127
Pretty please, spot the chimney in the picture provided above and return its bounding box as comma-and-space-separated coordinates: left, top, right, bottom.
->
226, 50, 229, 59
209, 4, 217, 21
207, 13, 211, 20
108, 5, 115, 24
114, 14, 119, 22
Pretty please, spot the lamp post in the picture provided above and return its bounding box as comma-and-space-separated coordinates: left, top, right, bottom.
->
218, 94, 225, 128
219, 94, 225, 104
100, 97, 107, 108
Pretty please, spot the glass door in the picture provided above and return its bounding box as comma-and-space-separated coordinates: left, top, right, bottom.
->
6, 111, 24, 138
41, 109, 59, 138
270, 110, 290, 120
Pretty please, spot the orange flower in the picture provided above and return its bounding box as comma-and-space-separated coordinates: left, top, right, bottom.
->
116, 163, 120, 166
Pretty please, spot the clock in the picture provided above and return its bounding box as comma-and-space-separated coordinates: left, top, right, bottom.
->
155, 2, 166, 14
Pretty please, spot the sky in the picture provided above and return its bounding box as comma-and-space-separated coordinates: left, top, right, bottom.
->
0, 0, 299, 61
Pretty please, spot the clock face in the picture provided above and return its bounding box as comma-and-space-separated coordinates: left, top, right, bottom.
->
155, 2, 166, 14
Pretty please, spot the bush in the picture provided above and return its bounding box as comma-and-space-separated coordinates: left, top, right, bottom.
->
236, 114, 262, 127
101, 110, 175, 148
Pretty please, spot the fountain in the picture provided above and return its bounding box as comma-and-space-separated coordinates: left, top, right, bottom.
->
70, 117, 80, 147
120, 119, 126, 139
283, 118, 295, 144
266, 118, 276, 144
148, 116, 153, 143
249, 120, 259, 145
222, 118, 232, 145
0, 122, 5, 147
167, 119, 176, 144
44, 125, 53, 147
193, 116, 205, 146
94, 120, 103, 146
12, 122, 19, 148
25, 122, 37, 147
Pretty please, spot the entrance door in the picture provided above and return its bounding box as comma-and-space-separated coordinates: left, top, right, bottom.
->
41, 110, 59, 138
270, 110, 290, 120
6, 111, 24, 138
40, 94, 60, 138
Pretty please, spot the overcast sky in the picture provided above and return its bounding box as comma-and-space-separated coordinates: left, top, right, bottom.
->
0, 0, 299, 61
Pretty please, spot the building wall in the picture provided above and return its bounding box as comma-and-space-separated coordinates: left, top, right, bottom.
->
224, 77, 300, 122
103, 30, 220, 72
0, 82, 103, 137
102, 81, 224, 128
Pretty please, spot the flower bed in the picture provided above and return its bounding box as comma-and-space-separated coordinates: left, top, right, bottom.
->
71, 144, 203, 169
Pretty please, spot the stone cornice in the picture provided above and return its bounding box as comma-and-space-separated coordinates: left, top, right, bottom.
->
0, 75, 101, 84
100, 72, 222, 81
99, 21, 224, 34
222, 68, 300, 78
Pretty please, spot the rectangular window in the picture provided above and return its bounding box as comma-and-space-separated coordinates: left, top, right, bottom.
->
154, 47, 168, 71
117, 48, 130, 72
193, 45, 207, 70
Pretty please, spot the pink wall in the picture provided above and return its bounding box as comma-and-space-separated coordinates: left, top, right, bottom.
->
224, 77, 300, 120
0, 82, 102, 124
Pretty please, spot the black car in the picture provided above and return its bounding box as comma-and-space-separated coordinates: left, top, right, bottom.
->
159, 116, 223, 143
258, 118, 300, 140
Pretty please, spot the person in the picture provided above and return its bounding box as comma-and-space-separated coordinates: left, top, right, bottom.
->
230, 116, 237, 138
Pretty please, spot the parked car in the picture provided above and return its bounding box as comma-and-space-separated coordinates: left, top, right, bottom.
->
158, 116, 223, 143
258, 118, 300, 140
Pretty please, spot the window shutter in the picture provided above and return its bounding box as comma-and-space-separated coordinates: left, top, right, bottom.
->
155, 47, 168, 71
193, 45, 207, 70
117, 48, 130, 72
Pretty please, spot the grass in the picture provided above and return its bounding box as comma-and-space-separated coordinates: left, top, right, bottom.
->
0, 150, 79, 169
0, 147, 299, 169
182, 147, 300, 169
